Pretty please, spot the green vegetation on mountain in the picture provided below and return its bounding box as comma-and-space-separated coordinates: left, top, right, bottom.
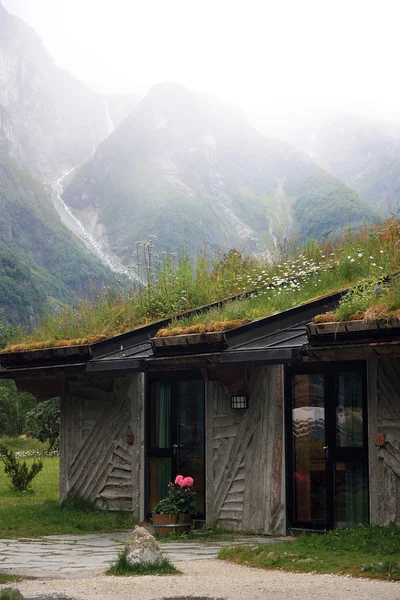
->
293, 173, 376, 237
0, 153, 117, 324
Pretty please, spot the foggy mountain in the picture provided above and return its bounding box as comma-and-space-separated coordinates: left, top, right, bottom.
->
285, 114, 400, 215
62, 82, 374, 263
0, 1, 382, 325
0, 1, 130, 324
0, 1, 138, 180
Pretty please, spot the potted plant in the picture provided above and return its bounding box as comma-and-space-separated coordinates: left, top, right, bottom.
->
152, 475, 196, 537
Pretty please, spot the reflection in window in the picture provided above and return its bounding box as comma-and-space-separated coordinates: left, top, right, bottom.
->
336, 372, 363, 447
293, 374, 326, 523
335, 461, 368, 527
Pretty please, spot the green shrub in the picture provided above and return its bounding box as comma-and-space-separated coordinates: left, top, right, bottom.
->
0, 588, 24, 600
106, 552, 180, 576
0, 443, 43, 492
335, 277, 377, 321
26, 398, 60, 450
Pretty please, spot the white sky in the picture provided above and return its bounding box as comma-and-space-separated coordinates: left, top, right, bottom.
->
3, 0, 400, 124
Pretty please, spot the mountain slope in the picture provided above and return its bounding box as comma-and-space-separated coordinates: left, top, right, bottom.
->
63, 83, 375, 261
0, 149, 121, 324
292, 114, 400, 214
0, 1, 138, 180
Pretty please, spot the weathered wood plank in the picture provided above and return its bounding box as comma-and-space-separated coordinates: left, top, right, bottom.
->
374, 357, 400, 525
206, 366, 285, 534
214, 414, 241, 428
213, 426, 240, 440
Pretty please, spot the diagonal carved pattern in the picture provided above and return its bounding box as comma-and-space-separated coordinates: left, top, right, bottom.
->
64, 376, 133, 509
209, 366, 284, 534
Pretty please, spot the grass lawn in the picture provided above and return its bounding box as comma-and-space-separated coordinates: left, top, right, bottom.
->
0, 437, 49, 452
0, 574, 26, 584
219, 524, 400, 581
0, 456, 135, 538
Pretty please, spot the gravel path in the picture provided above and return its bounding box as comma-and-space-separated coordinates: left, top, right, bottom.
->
0, 532, 282, 577
7, 559, 400, 600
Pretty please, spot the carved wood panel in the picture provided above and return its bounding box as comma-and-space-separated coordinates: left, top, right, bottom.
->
375, 358, 400, 524
60, 374, 142, 513
207, 366, 285, 534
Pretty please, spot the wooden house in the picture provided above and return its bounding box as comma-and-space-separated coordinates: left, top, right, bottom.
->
1, 290, 399, 533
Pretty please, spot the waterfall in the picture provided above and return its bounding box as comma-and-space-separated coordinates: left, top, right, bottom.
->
104, 99, 114, 135
49, 100, 136, 278
51, 170, 134, 278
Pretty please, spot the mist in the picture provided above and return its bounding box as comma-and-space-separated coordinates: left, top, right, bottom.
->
3, 0, 400, 136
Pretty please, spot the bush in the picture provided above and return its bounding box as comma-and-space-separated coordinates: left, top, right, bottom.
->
0, 444, 43, 492
0, 589, 24, 600
26, 398, 60, 450
106, 552, 180, 576
0, 381, 37, 437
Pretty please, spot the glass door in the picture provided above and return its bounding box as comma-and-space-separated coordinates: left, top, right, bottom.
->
292, 373, 328, 527
334, 371, 368, 528
286, 363, 369, 530
147, 376, 205, 517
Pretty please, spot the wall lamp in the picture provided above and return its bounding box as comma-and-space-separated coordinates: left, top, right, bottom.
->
230, 395, 248, 409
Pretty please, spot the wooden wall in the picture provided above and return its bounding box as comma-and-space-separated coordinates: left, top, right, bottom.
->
60, 373, 144, 517
205, 365, 285, 534
368, 357, 400, 525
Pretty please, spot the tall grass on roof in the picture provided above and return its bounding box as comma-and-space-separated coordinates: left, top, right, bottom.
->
3, 218, 400, 351
313, 274, 400, 324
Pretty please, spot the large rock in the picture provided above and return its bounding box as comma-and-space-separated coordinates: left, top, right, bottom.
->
125, 526, 164, 566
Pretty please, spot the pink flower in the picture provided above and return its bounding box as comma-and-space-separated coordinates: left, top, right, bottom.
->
175, 475, 184, 485
183, 477, 194, 487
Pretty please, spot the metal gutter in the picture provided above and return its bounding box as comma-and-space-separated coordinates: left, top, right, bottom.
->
220, 348, 296, 364
0, 363, 87, 378
86, 359, 141, 372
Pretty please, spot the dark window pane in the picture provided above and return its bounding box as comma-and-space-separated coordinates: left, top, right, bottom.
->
177, 381, 205, 515
293, 374, 326, 524
148, 457, 171, 513
336, 372, 363, 447
335, 461, 368, 527
149, 381, 171, 449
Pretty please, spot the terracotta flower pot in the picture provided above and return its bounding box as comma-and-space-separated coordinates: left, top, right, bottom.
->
152, 513, 193, 537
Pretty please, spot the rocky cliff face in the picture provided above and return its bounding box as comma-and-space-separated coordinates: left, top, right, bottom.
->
0, 104, 25, 162
63, 82, 374, 261
0, 2, 137, 180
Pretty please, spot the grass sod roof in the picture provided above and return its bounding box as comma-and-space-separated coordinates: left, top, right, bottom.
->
2, 217, 400, 353
312, 274, 400, 324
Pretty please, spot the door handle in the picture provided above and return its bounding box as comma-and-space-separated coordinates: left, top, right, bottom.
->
172, 444, 183, 455
323, 446, 329, 459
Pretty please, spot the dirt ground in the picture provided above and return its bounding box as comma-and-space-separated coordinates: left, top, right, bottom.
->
6, 559, 400, 600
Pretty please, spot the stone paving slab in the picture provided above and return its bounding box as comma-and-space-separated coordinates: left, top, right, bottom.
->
0, 531, 288, 578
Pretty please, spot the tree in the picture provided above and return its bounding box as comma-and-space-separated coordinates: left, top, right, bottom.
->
0, 381, 37, 437
0, 310, 12, 350
26, 398, 60, 450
